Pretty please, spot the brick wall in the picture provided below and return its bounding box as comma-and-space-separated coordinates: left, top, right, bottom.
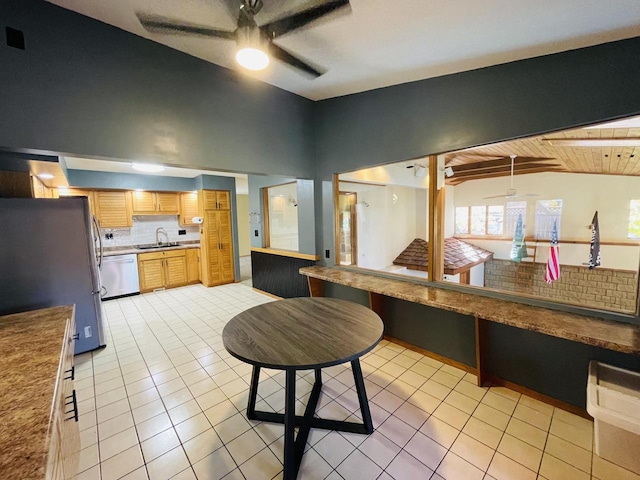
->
484, 259, 638, 312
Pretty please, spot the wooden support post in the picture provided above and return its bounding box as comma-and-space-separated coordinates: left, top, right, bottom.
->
307, 277, 324, 297
475, 315, 488, 387
368, 292, 385, 317
428, 155, 445, 282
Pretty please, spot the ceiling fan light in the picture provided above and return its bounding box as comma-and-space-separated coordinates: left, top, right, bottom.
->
235, 47, 269, 71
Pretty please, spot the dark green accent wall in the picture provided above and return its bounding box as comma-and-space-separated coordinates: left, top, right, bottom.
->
1, 0, 314, 178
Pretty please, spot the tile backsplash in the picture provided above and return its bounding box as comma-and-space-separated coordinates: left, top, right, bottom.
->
101, 215, 199, 247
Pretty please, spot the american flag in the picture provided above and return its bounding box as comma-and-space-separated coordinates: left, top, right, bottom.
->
545, 220, 560, 284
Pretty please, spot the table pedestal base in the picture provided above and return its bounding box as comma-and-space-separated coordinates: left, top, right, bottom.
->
246, 360, 374, 480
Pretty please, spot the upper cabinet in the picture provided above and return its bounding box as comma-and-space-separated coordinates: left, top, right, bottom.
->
131, 191, 179, 215
202, 190, 230, 211
179, 192, 200, 226
93, 191, 132, 227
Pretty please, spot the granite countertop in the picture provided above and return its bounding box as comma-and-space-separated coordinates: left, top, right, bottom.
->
0, 305, 74, 480
104, 242, 200, 257
300, 266, 640, 355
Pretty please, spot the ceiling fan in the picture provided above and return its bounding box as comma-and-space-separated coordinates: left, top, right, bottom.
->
483, 155, 541, 199
136, 0, 350, 77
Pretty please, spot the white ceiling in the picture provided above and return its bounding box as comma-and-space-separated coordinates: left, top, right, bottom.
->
46, 0, 640, 100
64, 156, 249, 194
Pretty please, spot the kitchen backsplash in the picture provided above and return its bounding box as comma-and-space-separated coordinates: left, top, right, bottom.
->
101, 215, 200, 247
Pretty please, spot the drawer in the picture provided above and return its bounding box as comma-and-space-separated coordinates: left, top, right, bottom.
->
138, 249, 187, 261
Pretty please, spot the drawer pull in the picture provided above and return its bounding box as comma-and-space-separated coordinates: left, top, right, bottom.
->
64, 366, 75, 381
64, 390, 79, 422
72, 333, 80, 340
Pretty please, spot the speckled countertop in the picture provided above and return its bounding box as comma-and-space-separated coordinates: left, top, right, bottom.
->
103, 242, 200, 257
300, 266, 640, 355
0, 305, 74, 480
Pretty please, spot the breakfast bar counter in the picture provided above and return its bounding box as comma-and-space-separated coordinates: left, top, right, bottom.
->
0, 305, 76, 479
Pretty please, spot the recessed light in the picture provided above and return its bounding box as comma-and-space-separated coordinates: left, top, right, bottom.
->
38, 173, 54, 180
132, 163, 164, 173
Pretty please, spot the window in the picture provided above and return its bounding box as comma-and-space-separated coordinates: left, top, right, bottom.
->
487, 205, 504, 235
535, 199, 563, 239
455, 205, 504, 235
506, 201, 527, 236
629, 200, 640, 239
455, 207, 469, 234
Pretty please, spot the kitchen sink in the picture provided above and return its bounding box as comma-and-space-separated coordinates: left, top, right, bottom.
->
136, 242, 181, 250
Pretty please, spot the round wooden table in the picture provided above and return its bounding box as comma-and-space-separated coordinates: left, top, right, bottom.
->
223, 297, 383, 480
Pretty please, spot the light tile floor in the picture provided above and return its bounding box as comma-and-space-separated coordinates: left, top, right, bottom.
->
70, 283, 640, 480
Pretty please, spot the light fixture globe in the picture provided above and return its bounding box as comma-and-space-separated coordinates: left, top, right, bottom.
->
132, 163, 164, 173
235, 47, 269, 70
235, 25, 269, 71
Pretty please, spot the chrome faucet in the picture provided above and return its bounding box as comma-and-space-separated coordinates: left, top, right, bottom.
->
155, 227, 169, 246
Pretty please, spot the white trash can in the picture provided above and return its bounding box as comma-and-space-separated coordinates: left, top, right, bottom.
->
587, 361, 640, 474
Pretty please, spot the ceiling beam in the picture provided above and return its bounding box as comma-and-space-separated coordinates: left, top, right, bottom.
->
447, 167, 565, 185
451, 163, 563, 178
542, 138, 640, 147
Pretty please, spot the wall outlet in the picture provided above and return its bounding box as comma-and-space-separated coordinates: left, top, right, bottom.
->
178, 229, 186, 235
105, 233, 114, 240
84, 326, 92, 338
325, 249, 330, 259
254, 230, 259, 237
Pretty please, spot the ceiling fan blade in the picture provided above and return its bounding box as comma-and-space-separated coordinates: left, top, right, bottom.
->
270, 43, 324, 77
482, 194, 510, 199
137, 13, 236, 40
261, 0, 350, 38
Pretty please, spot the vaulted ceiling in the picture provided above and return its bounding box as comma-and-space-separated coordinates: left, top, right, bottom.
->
46, 0, 640, 100
445, 116, 640, 185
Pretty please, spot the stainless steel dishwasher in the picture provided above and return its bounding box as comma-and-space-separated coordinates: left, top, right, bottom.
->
100, 254, 140, 300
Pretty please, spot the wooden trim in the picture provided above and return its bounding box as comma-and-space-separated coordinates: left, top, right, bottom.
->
485, 374, 591, 419
262, 187, 270, 248
251, 247, 319, 261
455, 234, 640, 247
369, 292, 385, 318
251, 288, 282, 300
428, 155, 445, 281
333, 173, 340, 265
384, 336, 478, 376
338, 180, 388, 187
307, 277, 324, 297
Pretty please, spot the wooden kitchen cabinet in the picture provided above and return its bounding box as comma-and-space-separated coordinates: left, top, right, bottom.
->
200, 189, 235, 287
93, 190, 132, 227
132, 191, 179, 215
138, 249, 188, 292
202, 190, 230, 211
179, 191, 200, 226
186, 248, 200, 283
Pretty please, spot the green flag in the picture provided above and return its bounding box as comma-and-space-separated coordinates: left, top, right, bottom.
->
510, 213, 528, 263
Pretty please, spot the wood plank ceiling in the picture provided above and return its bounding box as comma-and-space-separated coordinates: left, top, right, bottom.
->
444, 116, 640, 185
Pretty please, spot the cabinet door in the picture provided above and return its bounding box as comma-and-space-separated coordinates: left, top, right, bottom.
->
131, 191, 156, 214
165, 256, 188, 287
186, 248, 200, 283
94, 191, 132, 227
179, 192, 199, 225
205, 210, 221, 285
156, 192, 179, 213
218, 210, 235, 283
202, 190, 218, 210
216, 191, 231, 210
139, 259, 165, 291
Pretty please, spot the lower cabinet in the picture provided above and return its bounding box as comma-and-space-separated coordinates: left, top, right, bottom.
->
47, 313, 79, 479
138, 249, 190, 292
186, 248, 201, 284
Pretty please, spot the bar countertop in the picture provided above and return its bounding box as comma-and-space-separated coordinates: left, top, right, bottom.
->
300, 266, 640, 355
0, 305, 74, 480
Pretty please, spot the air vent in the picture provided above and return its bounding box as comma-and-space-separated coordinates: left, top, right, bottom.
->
6, 27, 25, 50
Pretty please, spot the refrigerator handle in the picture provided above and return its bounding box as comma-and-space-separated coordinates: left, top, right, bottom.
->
93, 215, 103, 268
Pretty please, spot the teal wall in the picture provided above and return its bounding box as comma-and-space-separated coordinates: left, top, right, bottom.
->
1, 0, 314, 178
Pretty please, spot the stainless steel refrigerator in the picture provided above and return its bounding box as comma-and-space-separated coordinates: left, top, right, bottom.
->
0, 197, 105, 354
